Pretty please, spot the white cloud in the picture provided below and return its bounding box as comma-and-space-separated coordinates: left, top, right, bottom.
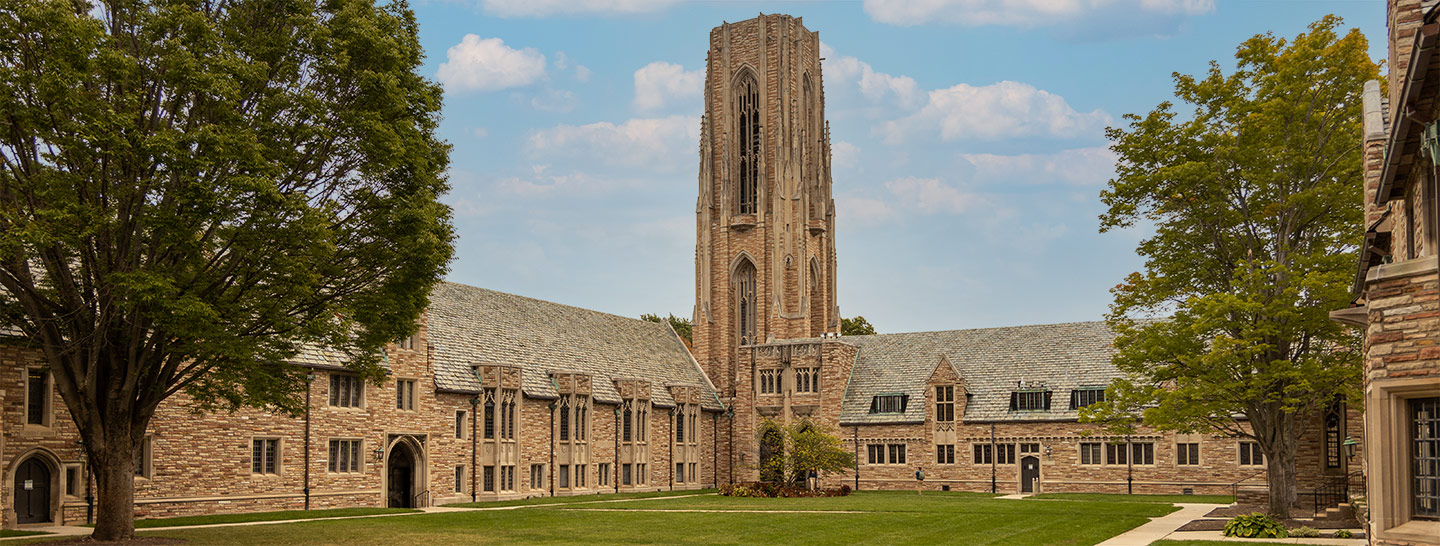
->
436, 35, 546, 92
831, 141, 860, 170
961, 147, 1117, 186
526, 115, 700, 170
862, 0, 1213, 28
633, 61, 703, 111
884, 177, 984, 214
555, 51, 592, 82
820, 43, 922, 109
471, 127, 489, 139
481, 0, 678, 17
530, 89, 578, 113
880, 81, 1110, 143
836, 194, 896, 226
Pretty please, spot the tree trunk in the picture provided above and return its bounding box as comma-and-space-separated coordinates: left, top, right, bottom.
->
1264, 416, 1299, 519
87, 426, 139, 540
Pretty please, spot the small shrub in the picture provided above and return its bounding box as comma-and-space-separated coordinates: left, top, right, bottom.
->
1333, 529, 1354, 538
1289, 526, 1321, 538
718, 482, 851, 498
1223, 513, 1288, 539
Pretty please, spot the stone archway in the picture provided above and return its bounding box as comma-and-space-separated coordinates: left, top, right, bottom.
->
384, 436, 426, 508
7, 450, 60, 526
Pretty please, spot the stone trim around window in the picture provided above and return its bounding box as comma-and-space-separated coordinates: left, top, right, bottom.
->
1366, 376, 1440, 542
23, 367, 53, 430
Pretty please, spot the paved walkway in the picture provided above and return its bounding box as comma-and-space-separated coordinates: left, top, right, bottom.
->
1093, 503, 1367, 546
1096, 503, 1223, 546
995, 493, 1033, 499
1162, 530, 1366, 545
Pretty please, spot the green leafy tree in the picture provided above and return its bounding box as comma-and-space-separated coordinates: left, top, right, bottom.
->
1085, 16, 1373, 518
755, 420, 856, 485
641, 313, 692, 346
841, 316, 875, 336
0, 0, 452, 539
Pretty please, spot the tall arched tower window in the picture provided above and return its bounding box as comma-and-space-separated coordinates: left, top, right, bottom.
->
734, 258, 757, 345
803, 73, 818, 218
734, 70, 760, 215
809, 258, 823, 335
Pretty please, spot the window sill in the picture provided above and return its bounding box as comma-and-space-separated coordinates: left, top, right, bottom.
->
730, 215, 757, 230
1380, 519, 1440, 542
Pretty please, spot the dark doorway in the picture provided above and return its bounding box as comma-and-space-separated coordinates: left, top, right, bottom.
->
758, 425, 783, 484
14, 457, 52, 524
1020, 456, 1040, 494
387, 445, 414, 508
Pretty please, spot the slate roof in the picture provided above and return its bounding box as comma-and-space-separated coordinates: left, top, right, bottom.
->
836, 321, 1121, 425
426, 282, 722, 411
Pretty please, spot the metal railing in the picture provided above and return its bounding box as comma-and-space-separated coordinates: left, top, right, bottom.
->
1229, 469, 1267, 502
412, 489, 430, 509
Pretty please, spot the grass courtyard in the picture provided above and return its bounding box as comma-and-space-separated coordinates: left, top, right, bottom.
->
21, 491, 1205, 545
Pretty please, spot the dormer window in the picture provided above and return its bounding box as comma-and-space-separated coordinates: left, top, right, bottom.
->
870, 393, 908, 414
1070, 387, 1106, 409
1010, 389, 1051, 412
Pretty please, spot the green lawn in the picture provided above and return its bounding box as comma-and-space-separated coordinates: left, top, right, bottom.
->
0, 530, 48, 538
443, 488, 717, 508
16, 490, 1182, 545
1031, 493, 1234, 505
126, 507, 418, 529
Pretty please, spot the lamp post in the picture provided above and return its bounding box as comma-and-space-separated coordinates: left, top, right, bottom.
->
1343, 437, 1360, 460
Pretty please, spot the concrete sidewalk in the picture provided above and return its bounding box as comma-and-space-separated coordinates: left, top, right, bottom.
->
1163, 530, 1366, 545
1096, 503, 1222, 546
1094, 503, 1367, 546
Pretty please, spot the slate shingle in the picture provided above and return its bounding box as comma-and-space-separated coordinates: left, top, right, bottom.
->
837, 321, 1120, 425
426, 282, 722, 411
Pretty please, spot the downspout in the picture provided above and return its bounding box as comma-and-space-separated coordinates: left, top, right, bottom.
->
852, 425, 859, 491
712, 412, 719, 487
1126, 435, 1133, 495
304, 372, 313, 510
549, 402, 556, 497
470, 396, 478, 502
990, 423, 996, 494
669, 409, 675, 491
614, 406, 621, 493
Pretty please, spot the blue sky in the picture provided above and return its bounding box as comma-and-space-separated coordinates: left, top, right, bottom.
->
414, 0, 1386, 334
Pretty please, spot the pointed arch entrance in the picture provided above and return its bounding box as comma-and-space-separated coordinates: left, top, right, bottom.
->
9, 450, 60, 525
384, 435, 427, 508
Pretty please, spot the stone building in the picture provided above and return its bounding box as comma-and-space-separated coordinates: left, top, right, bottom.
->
694, 14, 1359, 501
0, 12, 1366, 530
2, 284, 721, 528
1333, 0, 1440, 544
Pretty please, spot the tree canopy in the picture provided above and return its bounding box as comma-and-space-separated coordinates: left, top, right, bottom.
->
841, 316, 876, 336
1084, 15, 1373, 518
0, 0, 453, 538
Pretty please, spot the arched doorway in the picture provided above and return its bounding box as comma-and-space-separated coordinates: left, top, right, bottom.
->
758, 424, 783, 484
13, 457, 52, 524
387, 443, 415, 508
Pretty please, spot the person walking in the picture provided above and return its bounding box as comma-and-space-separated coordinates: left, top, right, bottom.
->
915, 467, 925, 496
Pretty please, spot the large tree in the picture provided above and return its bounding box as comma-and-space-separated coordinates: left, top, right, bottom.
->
0, 0, 453, 539
1085, 16, 1373, 518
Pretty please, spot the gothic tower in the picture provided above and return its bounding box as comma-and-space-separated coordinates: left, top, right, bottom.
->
693, 14, 838, 400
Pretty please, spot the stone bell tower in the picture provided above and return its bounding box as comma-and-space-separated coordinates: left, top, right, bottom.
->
692, 14, 839, 400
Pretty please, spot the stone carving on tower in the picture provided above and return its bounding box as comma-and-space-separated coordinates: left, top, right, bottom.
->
693, 14, 838, 399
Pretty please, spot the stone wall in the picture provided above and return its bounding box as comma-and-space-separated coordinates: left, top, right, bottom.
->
0, 318, 722, 528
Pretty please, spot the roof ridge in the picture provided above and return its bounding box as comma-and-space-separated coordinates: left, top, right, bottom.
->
439, 281, 671, 330
844, 319, 1109, 339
